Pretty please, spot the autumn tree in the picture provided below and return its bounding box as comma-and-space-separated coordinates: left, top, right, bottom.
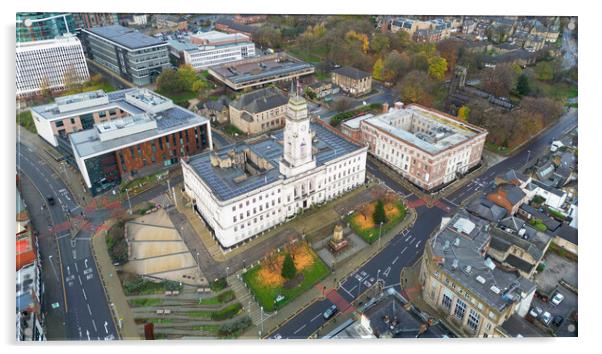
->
396, 70, 434, 105
370, 33, 390, 55
382, 50, 410, 83
428, 56, 448, 81
437, 39, 463, 71
177, 64, 197, 91
483, 64, 517, 97
359, 203, 372, 221
534, 61, 555, 81
156, 68, 183, 94
457, 106, 470, 121
256, 25, 283, 49
372, 58, 385, 81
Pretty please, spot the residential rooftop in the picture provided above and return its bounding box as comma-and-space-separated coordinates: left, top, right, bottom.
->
229, 87, 288, 114
83, 25, 166, 50
332, 66, 371, 80
359, 104, 486, 155
186, 122, 363, 201
430, 211, 536, 312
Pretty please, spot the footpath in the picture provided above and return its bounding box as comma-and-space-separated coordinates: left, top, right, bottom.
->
229, 206, 417, 338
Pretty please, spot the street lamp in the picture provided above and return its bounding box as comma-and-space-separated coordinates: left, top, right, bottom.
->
526, 150, 531, 165
125, 188, 132, 215
225, 266, 230, 279
377, 269, 381, 284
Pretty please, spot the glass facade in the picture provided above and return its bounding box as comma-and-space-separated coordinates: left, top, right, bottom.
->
84, 152, 121, 196
16, 13, 75, 43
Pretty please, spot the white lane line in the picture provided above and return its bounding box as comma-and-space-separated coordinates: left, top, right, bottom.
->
340, 285, 354, 298
74, 262, 79, 272
78, 275, 83, 285
310, 313, 322, 322
348, 285, 357, 293
293, 324, 307, 334
92, 320, 98, 333
415, 240, 422, 248
400, 246, 408, 255
87, 303, 92, 316
392, 256, 399, 265
82, 288, 88, 301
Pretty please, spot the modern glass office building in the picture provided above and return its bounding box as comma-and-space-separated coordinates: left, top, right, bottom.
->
80, 25, 170, 86
16, 12, 75, 43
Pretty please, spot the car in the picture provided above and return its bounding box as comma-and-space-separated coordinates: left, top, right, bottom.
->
552, 315, 564, 327
541, 311, 552, 326
551, 292, 565, 306
273, 334, 283, 339
46, 196, 55, 206
323, 304, 338, 320
529, 306, 543, 319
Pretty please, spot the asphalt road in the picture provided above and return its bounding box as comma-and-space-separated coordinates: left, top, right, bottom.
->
269, 108, 577, 339
17, 143, 118, 341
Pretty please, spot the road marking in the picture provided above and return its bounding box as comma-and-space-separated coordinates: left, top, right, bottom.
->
340, 285, 354, 298
293, 324, 307, 334
408, 237, 415, 245
92, 320, 98, 332
78, 275, 83, 285
87, 303, 92, 316
74, 263, 79, 272
348, 285, 357, 293
56, 232, 71, 240
392, 256, 399, 265
82, 288, 88, 300
310, 313, 322, 322
415, 240, 422, 248
400, 246, 408, 255
383, 266, 391, 278
86, 329, 90, 341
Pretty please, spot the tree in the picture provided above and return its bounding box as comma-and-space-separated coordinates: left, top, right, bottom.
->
177, 64, 197, 91
345, 30, 370, 53
372, 57, 385, 81
483, 64, 517, 97
359, 203, 372, 221
534, 61, 555, 81
192, 79, 209, 93
516, 73, 531, 96
396, 70, 434, 105
373, 200, 387, 225
304, 87, 317, 100
281, 253, 296, 280
256, 25, 283, 49
457, 106, 470, 121
370, 33, 390, 55
156, 68, 183, 94
427, 56, 448, 81
333, 97, 353, 113
437, 39, 463, 71
382, 50, 410, 83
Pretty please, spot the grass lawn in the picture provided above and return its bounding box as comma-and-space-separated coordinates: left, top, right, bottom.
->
119, 170, 169, 196
198, 289, 236, 305
192, 324, 220, 332
129, 298, 163, 307
223, 124, 244, 137
242, 243, 330, 312
530, 218, 548, 232
199, 297, 221, 305
122, 276, 182, 296
156, 89, 197, 107
17, 110, 37, 134
188, 303, 243, 320
347, 201, 407, 244
485, 141, 510, 156
532, 80, 578, 102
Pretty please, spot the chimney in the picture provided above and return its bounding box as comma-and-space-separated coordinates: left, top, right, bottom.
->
382, 102, 389, 113
394, 102, 404, 110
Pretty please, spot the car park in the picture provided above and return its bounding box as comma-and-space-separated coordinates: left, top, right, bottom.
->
323, 304, 338, 320
551, 292, 565, 306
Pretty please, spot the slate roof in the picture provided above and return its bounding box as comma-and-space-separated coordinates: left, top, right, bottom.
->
501, 314, 548, 337
332, 66, 371, 80
466, 197, 507, 222
532, 179, 566, 198
430, 212, 537, 312
489, 227, 549, 261
500, 216, 526, 232
554, 224, 578, 245
518, 205, 561, 231
229, 87, 288, 114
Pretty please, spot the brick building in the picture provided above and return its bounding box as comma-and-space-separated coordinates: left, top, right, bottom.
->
342, 102, 487, 191
229, 87, 288, 135
331, 66, 372, 97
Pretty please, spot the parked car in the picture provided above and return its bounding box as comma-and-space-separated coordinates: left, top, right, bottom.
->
552, 315, 564, 327
529, 306, 543, 319
323, 304, 338, 320
541, 311, 552, 326
551, 292, 565, 306
46, 196, 55, 206
273, 333, 283, 339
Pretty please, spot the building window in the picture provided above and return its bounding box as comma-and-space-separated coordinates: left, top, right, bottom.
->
468, 309, 480, 332
454, 299, 467, 321
441, 293, 452, 311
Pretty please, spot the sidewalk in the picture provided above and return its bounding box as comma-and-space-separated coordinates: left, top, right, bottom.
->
232, 207, 417, 338
90, 219, 141, 340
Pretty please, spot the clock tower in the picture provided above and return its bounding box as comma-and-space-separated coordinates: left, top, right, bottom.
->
280, 81, 316, 177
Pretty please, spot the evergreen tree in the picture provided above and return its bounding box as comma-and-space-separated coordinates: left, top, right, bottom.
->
516, 73, 531, 96
281, 253, 296, 280
373, 199, 387, 225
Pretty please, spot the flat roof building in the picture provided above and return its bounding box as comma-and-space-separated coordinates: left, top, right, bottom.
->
167, 30, 256, 71
208, 53, 314, 90
66, 89, 212, 195
182, 91, 367, 249
16, 12, 75, 43
16, 34, 89, 98
80, 25, 170, 86
342, 103, 487, 191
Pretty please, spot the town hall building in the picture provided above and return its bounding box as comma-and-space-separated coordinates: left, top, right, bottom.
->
182, 86, 368, 250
